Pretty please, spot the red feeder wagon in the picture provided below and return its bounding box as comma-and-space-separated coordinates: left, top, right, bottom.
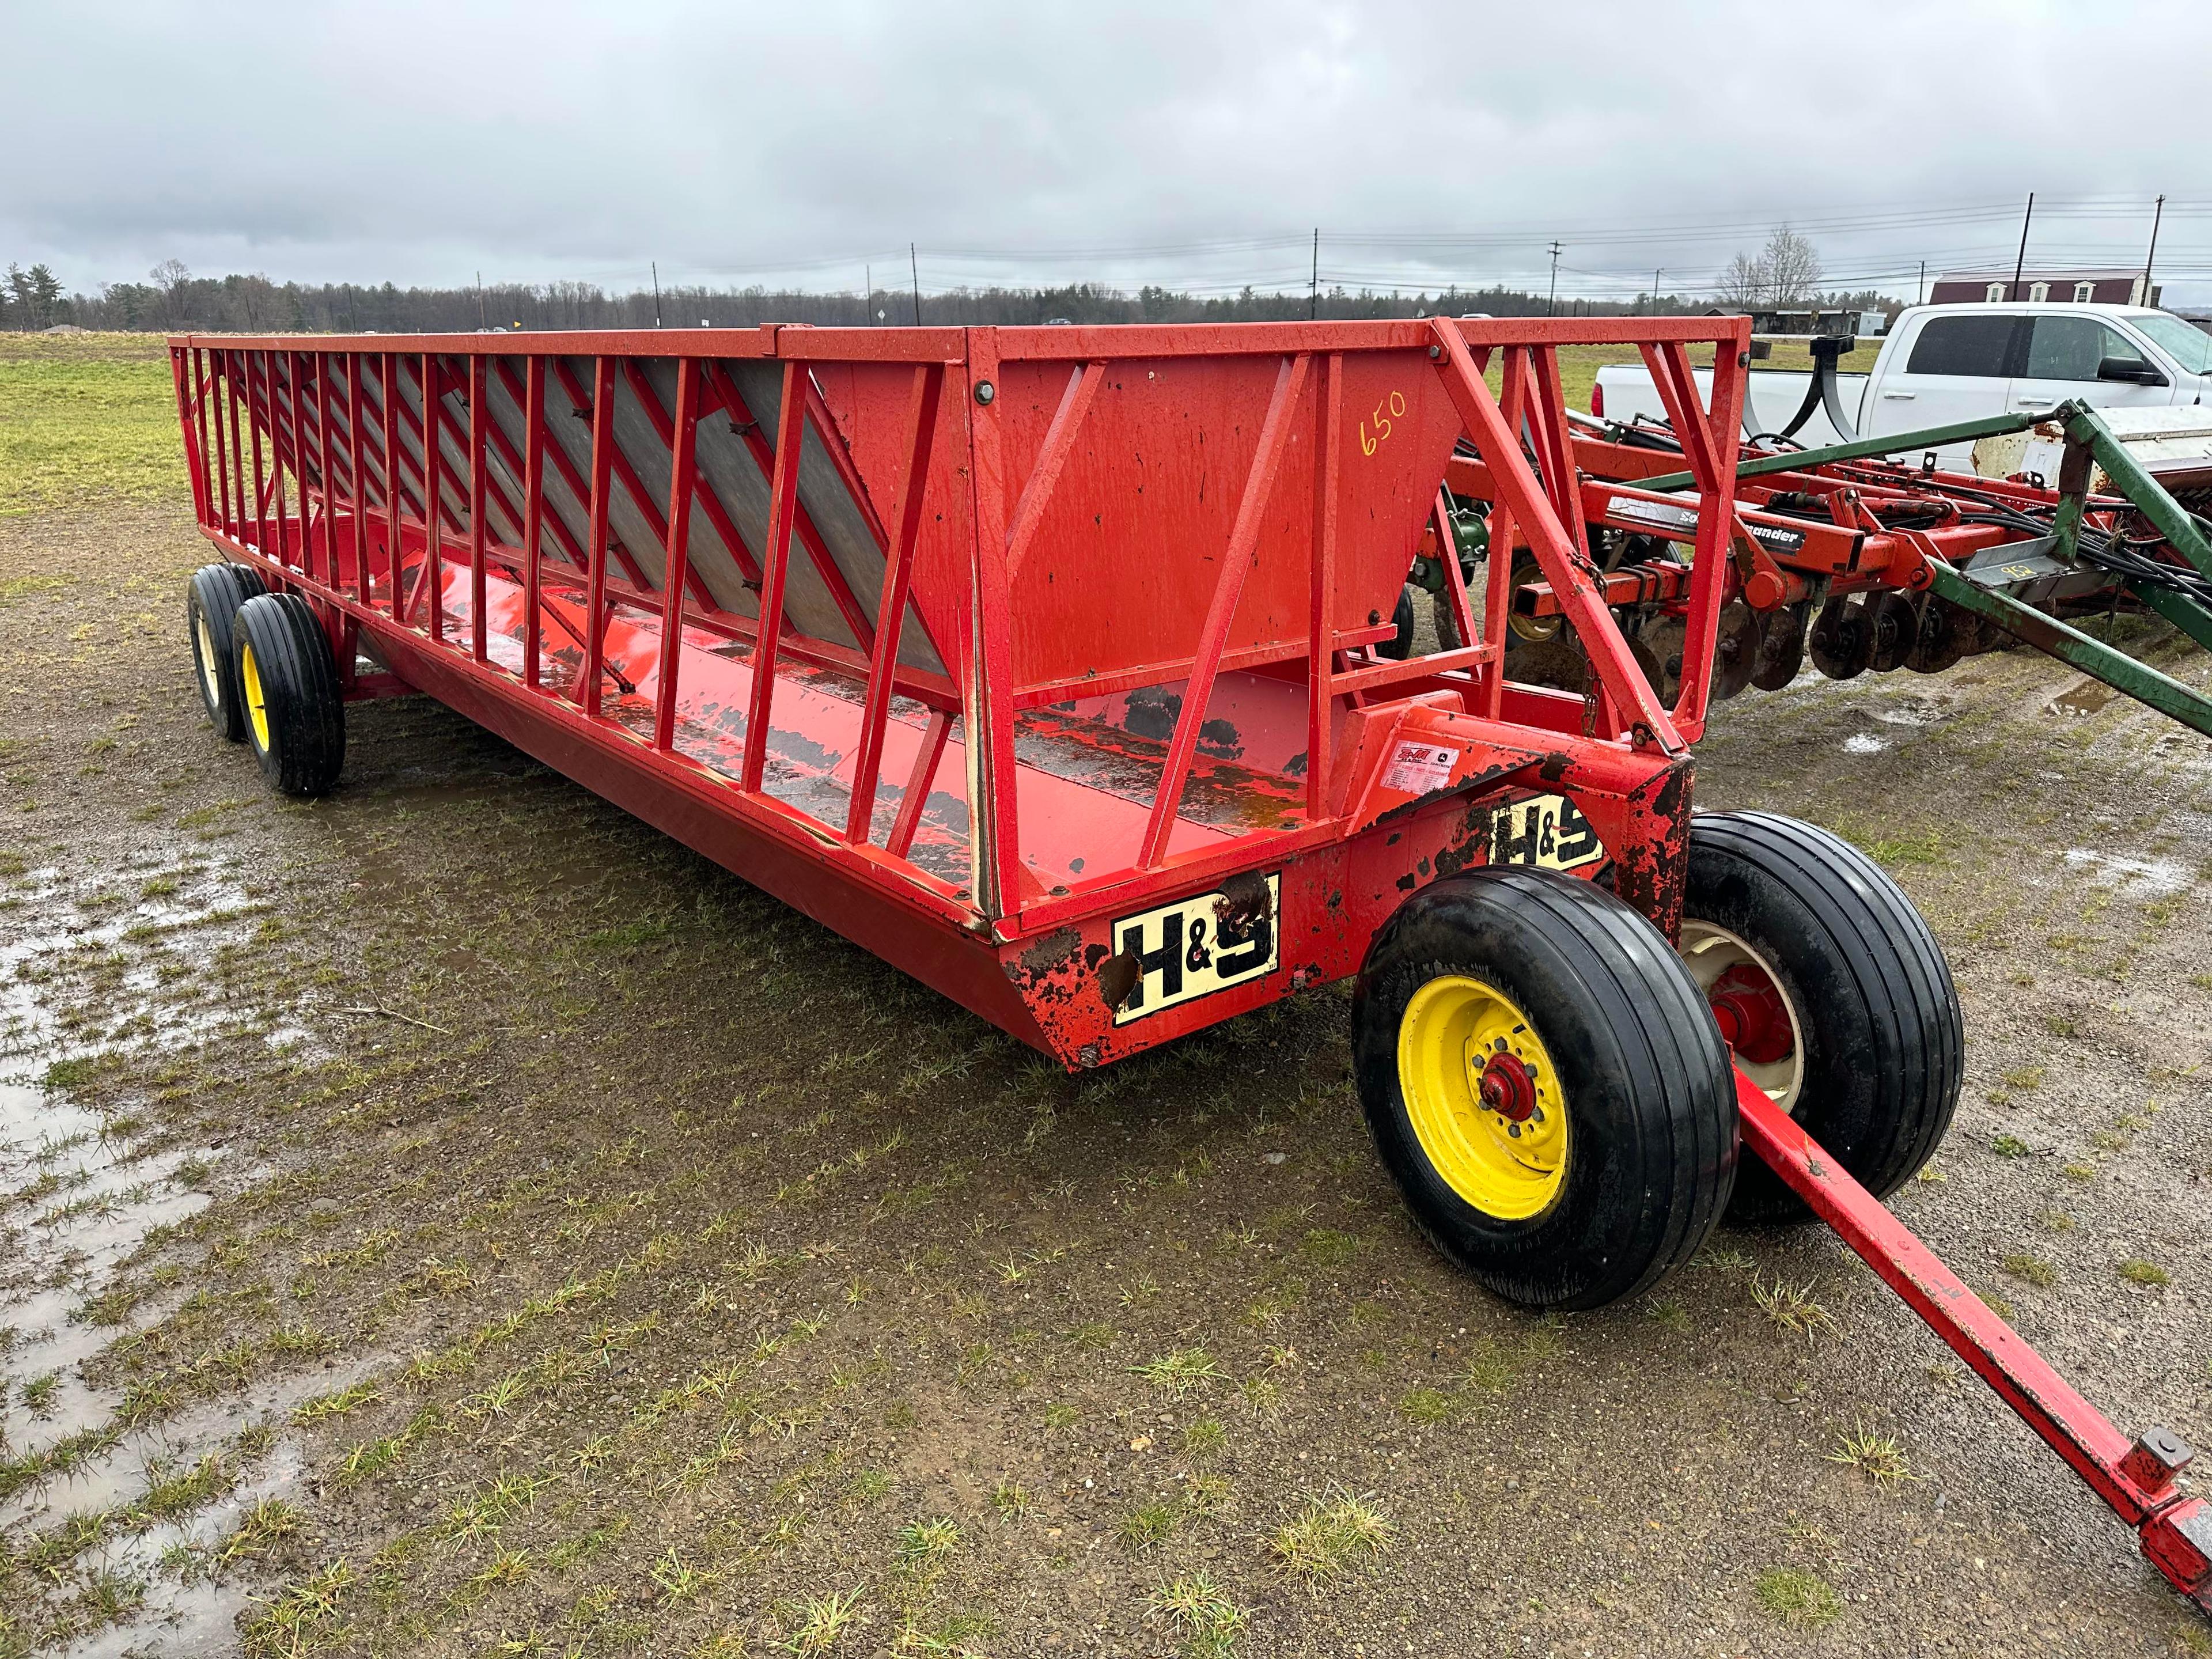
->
168, 316, 2210, 1613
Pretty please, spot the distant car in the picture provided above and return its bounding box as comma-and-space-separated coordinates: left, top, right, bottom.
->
1044, 317, 1074, 326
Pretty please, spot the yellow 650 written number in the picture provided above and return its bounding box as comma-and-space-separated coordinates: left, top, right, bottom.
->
1360, 390, 1407, 457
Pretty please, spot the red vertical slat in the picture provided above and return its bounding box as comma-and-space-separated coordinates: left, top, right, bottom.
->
210, 353, 235, 541
581, 355, 617, 713
740, 359, 808, 791
381, 353, 403, 620
246, 353, 269, 555
469, 356, 489, 663
1480, 349, 1529, 720
1305, 351, 1342, 820
523, 357, 547, 691
961, 330, 1022, 915
346, 355, 370, 604
176, 349, 210, 531
653, 358, 702, 751
420, 353, 444, 641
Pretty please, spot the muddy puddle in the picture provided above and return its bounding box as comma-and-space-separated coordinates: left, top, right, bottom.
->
2, 849, 324, 1653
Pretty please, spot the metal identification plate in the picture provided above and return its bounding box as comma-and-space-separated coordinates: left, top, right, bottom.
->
1490, 794, 1605, 872
1109, 873, 1281, 1024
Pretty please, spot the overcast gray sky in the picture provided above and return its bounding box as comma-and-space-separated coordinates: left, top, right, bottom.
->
6, 0, 2209, 305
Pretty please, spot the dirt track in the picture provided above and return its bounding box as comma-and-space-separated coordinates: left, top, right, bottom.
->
3, 501, 2210, 1658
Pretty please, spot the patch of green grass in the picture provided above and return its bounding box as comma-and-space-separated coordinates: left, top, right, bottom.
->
1990, 1134, 2031, 1158
1119, 1498, 1179, 1551
1269, 1486, 1392, 1588
1132, 1348, 1221, 1400
782, 1588, 863, 1654
1752, 1274, 1839, 1345
41, 1054, 114, 1090
1828, 1421, 1916, 1487
1149, 1572, 1248, 1657
1397, 1386, 1452, 1423
2119, 1258, 2170, 1286
1181, 1417, 1226, 1459
2001, 1252, 2056, 1287
1753, 1566, 1842, 1630
897, 1516, 959, 1566
0, 334, 183, 518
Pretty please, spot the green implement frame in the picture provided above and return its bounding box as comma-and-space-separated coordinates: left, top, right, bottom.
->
1645, 402, 2212, 738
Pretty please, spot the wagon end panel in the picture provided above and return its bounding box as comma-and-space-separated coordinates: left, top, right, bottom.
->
996, 346, 1461, 702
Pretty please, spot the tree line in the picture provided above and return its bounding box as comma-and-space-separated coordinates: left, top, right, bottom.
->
6, 247, 1895, 335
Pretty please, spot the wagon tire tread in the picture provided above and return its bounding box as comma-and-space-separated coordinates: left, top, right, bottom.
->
1685, 811, 1961, 1224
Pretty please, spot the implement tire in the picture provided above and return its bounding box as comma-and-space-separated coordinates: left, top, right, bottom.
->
1353, 866, 1738, 1310
187, 563, 268, 741
1679, 812, 1961, 1224
232, 593, 346, 797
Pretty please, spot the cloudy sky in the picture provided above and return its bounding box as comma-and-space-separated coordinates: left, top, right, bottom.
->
6, 0, 2208, 305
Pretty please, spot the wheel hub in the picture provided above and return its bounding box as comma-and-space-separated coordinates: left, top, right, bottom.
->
1707, 962, 1793, 1065
1474, 1046, 1539, 1124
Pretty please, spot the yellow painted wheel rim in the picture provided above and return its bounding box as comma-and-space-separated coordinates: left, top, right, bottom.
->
1397, 975, 1568, 1221
195, 608, 222, 707
240, 639, 271, 752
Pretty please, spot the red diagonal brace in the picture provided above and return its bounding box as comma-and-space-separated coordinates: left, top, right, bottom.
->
1429, 321, 1682, 753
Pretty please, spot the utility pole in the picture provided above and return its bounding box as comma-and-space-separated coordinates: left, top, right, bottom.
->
1650, 267, 1661, 316
1547, 241, 1563, 316
910, 243, 922, 327
1917, 260, 1926, 305
2009, 192, 2035, 301
2142, 194, 2165, 305
651, 261, 663, 328
475, 272, 486, 330
865, 263, 872, 324
1309, 228, 1319, 320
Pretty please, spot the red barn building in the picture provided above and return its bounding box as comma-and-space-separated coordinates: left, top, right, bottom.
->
1929, 268, 2161, 306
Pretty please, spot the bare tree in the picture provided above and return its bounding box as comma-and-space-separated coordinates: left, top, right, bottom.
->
1716, 251, 1766, 309
150, 259, 192, 325
1760, 226, 1823, 305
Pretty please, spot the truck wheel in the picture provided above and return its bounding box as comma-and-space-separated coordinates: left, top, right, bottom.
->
1678, 812, 1961, 1224
1353, 867, 1737, 1310
232, 593, 346, 797
187, 563, 267, 741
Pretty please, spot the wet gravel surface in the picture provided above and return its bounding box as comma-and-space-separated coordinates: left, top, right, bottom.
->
1, 506, 2209, 1658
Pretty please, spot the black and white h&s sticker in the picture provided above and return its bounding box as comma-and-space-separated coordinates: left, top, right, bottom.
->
1490, 794, 1604, 872
1110, 874, 1281, 1024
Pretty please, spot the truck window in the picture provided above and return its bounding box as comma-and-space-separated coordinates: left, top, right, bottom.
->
2023, 316, 2147, 381
1904, 315, 2015, 377
2133, 313, 2212, 376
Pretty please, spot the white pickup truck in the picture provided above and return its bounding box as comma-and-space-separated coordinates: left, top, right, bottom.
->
1592, 301, 2212, 479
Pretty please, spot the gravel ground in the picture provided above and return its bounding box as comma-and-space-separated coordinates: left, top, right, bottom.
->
1, 502, 2209, 1658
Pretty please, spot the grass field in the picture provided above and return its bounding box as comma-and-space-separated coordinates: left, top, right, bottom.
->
0, 334, 185, 519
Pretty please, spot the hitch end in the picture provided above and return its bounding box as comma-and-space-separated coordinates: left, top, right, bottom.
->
2141, 1498, 2212, 1613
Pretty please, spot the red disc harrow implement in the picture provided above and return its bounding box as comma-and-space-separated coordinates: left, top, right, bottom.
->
168, 317, 2211, 1615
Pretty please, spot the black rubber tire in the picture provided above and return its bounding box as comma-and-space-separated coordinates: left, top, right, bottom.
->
1681, 812, 1961, 1224
1353, 867, 1738, 1310
186, 563, 267, 741
1378, 586, 1418, 660
231, 593, 346, 797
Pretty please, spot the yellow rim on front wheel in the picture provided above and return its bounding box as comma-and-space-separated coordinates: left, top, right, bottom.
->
240, 639, 271, 752
1397, 975, 1569, 1221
